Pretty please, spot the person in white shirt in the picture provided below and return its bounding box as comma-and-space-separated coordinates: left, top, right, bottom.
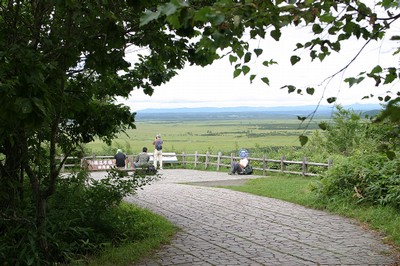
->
229, 157, 248, 175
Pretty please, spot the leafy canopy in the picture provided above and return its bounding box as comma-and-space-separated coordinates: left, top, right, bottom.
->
141, 0, 400, 133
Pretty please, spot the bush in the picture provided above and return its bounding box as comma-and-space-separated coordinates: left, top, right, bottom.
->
0, 170, 159, 265
313, 153, 400, 209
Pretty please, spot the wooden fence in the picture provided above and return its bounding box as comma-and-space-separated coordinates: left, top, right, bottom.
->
60, 152, 332, 177
179, 151, 332, 176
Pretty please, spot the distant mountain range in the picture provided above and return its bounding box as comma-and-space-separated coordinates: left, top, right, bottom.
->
135, 104, 383, 121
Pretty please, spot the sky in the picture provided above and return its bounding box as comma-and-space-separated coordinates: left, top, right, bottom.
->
118, 9, 399, 112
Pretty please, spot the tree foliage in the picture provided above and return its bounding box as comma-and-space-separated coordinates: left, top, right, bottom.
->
2, 0, 400, 263
0, 0, 195, 262
142, 0, 400, 139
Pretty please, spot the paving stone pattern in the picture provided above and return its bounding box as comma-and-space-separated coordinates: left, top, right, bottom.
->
94, 169, 398, 266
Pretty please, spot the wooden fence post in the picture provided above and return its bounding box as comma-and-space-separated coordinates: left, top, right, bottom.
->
217, 152, 222, 171
194, 151, 198, 167
328, 158, 333, 168
281, 156, 286, 172
262, 155, 266, 176
205, 151, 210, 169
60, 154, 65, 173
182, 152, 186, 166
302, 157, 308, 176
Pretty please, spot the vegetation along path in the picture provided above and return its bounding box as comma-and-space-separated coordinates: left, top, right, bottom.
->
119, 170, 398, 265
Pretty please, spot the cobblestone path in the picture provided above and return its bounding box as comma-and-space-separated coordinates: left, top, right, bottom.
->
114, 169, 398, 265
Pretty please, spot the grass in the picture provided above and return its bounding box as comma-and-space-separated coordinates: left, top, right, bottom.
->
71, 203, 178, 266
84, 118, 322, 155
221, 174, 400, 248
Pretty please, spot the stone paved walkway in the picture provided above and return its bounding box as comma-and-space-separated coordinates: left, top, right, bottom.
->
97, 169, 398, 265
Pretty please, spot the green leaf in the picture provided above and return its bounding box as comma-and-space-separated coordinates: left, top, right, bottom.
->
244, 52, 251, 63
282, 85, 296, 93
384, 67, 397, 84
318, 122, 328, 130
299, 135, 308, 146
242, 65, 250, 75
254, 49, 263, 57
261, 77, 270, 85
312, 24, 323, 34
371, 65, 383, 74
162, 2, 178, 16
297, 116, 306, 121
140, 10, 161, 26
390, 35, 400, 41
194, 7, 213, 22
306, 87, 315, 95
270, 29, 281, 41
327, 97, 337, 104
229, 55, 237, 64
262, 60, 277, 67
250, 74, 256, 83
233, 69, 242, 78
290, 55, 301, 65
319, 13, 335, 23
236, 49, 244, 59
344, 77, 365, 87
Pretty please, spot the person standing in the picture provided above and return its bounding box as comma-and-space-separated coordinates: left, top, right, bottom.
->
114, 149, 126, 169
152, 134, 163, 170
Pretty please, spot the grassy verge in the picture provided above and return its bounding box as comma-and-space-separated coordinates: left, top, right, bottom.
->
71, 203, 178, 266
220, 174, 400, 248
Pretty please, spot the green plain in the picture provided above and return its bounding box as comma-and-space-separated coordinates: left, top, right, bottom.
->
86, 118, 323, 155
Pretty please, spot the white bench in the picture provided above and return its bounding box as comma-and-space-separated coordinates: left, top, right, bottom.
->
147, 152, 178, 164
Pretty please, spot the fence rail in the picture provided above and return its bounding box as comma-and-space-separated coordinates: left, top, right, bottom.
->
59, 152, 333, 177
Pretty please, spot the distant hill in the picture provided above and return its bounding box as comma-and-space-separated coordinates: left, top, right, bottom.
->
138, 104, 381, 114
135, 104, 383, 121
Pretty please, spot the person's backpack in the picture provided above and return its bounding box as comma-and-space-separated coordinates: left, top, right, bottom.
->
243, 164, 253, 175
146, 165, 157, 175
156, 141, 162, 151
156, 143, 162, 150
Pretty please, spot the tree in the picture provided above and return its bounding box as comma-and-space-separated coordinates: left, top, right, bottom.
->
2, 0, 399, 261
0, 0, 197, 257
141, 0, 400, 142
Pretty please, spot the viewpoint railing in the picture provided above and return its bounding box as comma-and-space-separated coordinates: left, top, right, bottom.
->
59, 151, 333, 177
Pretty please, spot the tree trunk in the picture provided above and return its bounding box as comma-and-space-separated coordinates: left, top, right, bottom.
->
0, 138, 24, 213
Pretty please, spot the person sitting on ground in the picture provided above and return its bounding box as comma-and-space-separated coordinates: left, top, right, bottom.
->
229, 149, 249, 175
114, 149, 126, 169
229, 156, 248, 175
134, 147, 150, 168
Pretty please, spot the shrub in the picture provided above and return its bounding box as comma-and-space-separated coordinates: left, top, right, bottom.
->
313, 153, 400, 209
0, 170, 159, 265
